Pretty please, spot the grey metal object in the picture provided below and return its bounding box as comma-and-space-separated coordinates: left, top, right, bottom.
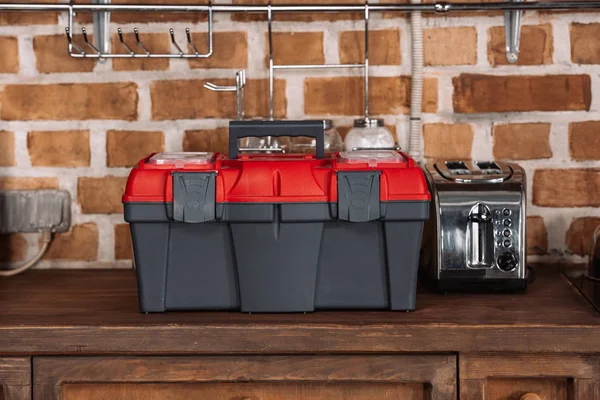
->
505, 0, 524, 62
435, 160, 512, 183
353, 118, 385, 128
0, 2, 598, 13
267, 3, 369, 120
0, 190, 71, 234
420, 161, 527, 289
65, 2, 214, 58
92, 0, 110, 57
468, 203, 494, 268
204, 70, 246, 120
0, 2, 598, 63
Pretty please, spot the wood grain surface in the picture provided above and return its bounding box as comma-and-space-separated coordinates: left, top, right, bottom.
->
33, 355, 456, 400
0, 267, 598, 354
0, 358, 30, 400
460, 353, 600, 400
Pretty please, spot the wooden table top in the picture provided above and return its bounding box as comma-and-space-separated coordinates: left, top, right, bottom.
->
0, 267, 598, 355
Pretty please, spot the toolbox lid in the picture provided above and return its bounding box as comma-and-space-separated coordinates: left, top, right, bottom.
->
123, 121, 430, 206
148, 152, 216, 166
339, 150, 405, 167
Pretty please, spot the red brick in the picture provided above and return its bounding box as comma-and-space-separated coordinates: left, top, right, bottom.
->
111, 32, 170, 71
1, 83, 138, 121
527, 216, 548, 255
0, 36, 19, 73
453, 74, 591, 113
34, 34, 95, 73
232, 0, 364, 22
27, 130, 90, 167
533, 169, 600, 207
189, 32, 248, 69
77, 0, 208, 24
0, 234, 27, 262
424, 27, 477, 66
0, 131, 15, 167
423, 123, 474, 159
0, 0, 57, 26
570, 23, 600, 64
78, 177, 127, 214
339, 29, 401, 66
493, 123, 552, 160
488, 24, 553, 66
267, 32, 324, 66
43, 223, 98, 261
569, 121, 600, 161
304, 76, 437, 116
115, 224, 133, 260
0, 177, 58, 190
106, 130, 164, 167
151, 79, 286, 120
183, 128, 229, 154
566, 217, 600, 256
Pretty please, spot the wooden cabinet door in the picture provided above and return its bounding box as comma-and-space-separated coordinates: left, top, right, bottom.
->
0, 358, 30, 400
33, 355, 456, 400
460, 354, 600, 400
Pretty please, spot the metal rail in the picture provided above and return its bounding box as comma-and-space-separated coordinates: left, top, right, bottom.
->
0, 1, 599, 13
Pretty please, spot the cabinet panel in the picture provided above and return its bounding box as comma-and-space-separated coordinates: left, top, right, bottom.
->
460, 354, 600, 400
62, 382, 426, 400
34, 355, 456, 400
0, 358, 31, 400
487, 378, 568, 400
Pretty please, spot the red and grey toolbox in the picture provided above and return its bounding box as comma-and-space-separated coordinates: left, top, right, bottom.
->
123, 120, 431, 313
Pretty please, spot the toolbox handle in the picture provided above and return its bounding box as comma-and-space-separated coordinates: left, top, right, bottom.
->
228, 120, 325, 160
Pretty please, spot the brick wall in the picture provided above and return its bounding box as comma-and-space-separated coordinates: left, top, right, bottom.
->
0, 2, 599, 268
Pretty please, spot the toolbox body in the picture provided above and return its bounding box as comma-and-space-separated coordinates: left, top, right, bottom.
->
123, 120, 430, 313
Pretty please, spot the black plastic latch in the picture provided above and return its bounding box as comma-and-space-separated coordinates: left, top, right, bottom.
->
337, 171, 381, 222
172, 172, 216, 223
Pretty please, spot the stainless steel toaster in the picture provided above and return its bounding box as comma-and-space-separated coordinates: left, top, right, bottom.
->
420, 160, 527, 291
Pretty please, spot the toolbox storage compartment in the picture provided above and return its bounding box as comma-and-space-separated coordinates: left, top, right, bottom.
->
123, 120, 430, 313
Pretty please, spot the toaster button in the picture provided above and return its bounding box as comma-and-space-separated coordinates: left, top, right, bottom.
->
503, 229, 512, 237
497, 251, 518, 272
503, 218, 512, 227
502, 208, 511, 216
503, 239, 512, 248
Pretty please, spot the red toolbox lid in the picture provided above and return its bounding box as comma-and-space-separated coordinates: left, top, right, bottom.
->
123, 121, 430, 205
123, 150, 429, 204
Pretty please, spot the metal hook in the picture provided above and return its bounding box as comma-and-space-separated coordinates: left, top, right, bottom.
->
169, 28, 184, 57
186, 28, 200, 56
81, 27, 101, 55
65, 27, 86, 56
117, 27, 135, 56
133, 28, 150, 57
235, 70, 246, 120
203, 70, 247, 120
504, 0, 523, 63
203, 82, 237, 92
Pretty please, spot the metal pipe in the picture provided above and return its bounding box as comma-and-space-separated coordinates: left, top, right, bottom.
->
0, 2, 599, 13
272, 64, 364, 70
268, 4, 274, 121
364, 2, 369, 120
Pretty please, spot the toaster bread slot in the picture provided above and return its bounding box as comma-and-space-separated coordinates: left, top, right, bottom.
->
445, 161, 470, 175
475, 161, 502, 175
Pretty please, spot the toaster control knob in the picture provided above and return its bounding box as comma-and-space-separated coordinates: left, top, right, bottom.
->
497, 251, 518, 272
